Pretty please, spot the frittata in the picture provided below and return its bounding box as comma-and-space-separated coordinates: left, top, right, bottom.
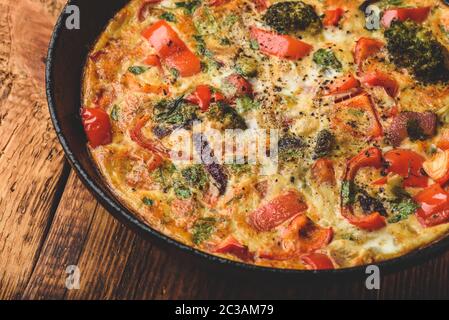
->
82, 0, 449, 270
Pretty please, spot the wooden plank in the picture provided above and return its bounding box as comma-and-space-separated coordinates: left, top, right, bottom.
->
379, 252, 449, 299
21, 171, 98, 300
63, 201, 137, 300
0, 0, 68, 300
21, 169, 141, 299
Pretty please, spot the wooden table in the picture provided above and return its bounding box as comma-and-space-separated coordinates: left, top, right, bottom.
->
1, 0, 449, 300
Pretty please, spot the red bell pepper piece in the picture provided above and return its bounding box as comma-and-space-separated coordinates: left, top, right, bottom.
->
343, 210, 387, 231
384, 149, 428, 188
81, 107, 112, 148
250, 27, 313, 60
372, 177, 388, 186
185, 85, 225, 111
325, 73, 361, 96
382, 7, 431, 28
361, 71, 399, 98
341, 147, 387, 231
142, 20, 201, 77
345, 147, 383, 180
334, 93, 384, 139
212, 91, 225, 102
144, 54, 162, 68
142, 20, 184, 57
323, 8, 344, 27
164, 50, 202, 77
130, 115, 169, 157
414, 184, 449, 227
186, 85, 212, 111
354, 37, 384, 66
225, 74, 253, 98
259, 215, 333, 260
282, 215, 333, 252
249, 190, 308, 232
213, 236, 254, 261
301, 253, 335, 270
298, 224, 334, 253
311, 158, 336, 185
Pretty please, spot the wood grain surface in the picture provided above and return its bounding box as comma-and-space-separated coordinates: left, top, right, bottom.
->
1, 0, 449, 300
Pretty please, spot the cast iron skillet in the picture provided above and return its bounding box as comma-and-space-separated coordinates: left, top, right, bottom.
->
47, 0, 449, 277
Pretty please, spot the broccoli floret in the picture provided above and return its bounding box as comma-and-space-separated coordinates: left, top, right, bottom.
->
278, 133, 304, 161
341, 182, 388, 216
153, 97, 198, 138
313, 49, 342, 72
193, 6, 218, 35
384, 20, 449, 84
313, 129, 335, 159
388, 198, 420, 223
235, 55, 258, 78
174, 182, 192, 199
358, 193, 387, 216
263, 1, 322, 35
207, 102, 248, 130
191, 217, 216, 245
160, 12, 177, 23
154, 97, 198, 125
235, 96, 259, 114
182, 165, 208, 190
176, 0, 201, 15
